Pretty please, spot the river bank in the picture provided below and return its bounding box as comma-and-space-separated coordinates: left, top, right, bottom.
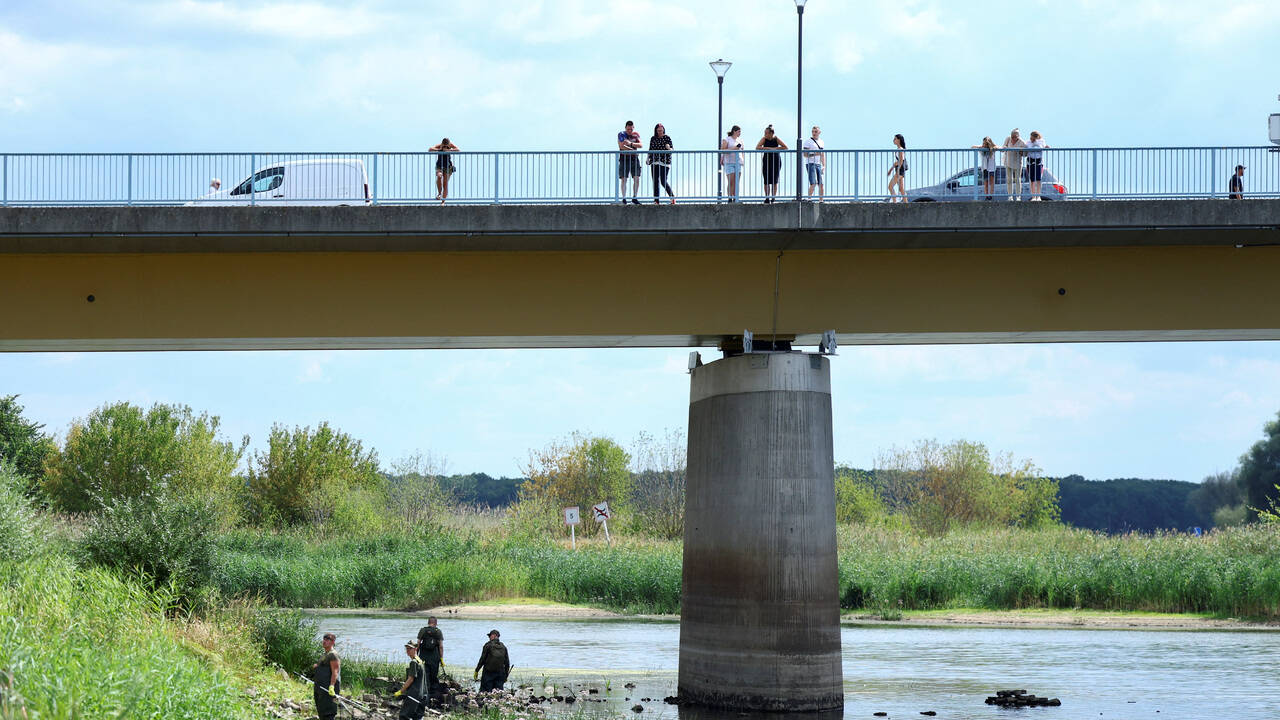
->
313, 598, 1280, 631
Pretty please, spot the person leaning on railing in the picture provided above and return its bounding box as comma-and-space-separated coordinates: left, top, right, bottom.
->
1002, 128, 1027, 201
647, 123, 676, 205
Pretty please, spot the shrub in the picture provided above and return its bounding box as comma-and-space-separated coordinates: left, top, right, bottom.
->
0, 459, 42, 562
250, 608, 319, 673
245, 422, 384, 528
78, 490, 219, 598
0, 394, 56, 496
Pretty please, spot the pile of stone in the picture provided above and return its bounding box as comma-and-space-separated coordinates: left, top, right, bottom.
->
984, 689, 1061, 708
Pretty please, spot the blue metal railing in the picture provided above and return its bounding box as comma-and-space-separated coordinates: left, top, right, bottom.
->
0, 147, 1274, 206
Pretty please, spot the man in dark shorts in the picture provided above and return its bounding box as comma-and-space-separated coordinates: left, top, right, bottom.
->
310, 632, 341, 720
617, 120, 643, 205
394, 640, 427, 720
1228, 165, 1245, 199
416, 616, 444, 704
473, 629, 510, 693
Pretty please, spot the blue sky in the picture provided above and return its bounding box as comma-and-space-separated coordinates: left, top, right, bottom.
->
3, 1, 1280, 480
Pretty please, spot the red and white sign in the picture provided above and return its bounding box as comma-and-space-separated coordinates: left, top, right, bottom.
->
591, 502, 611, 522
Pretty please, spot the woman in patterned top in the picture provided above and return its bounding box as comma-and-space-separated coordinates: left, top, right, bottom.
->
647, 123, 676, 205
429, 138, 459, 204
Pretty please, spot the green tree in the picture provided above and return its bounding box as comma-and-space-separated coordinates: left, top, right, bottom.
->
0, 394, 57, 495
519, 433, 632, 537
875, 439, 1056, 534
387, 451, 454, 529
629, 429, 686, 540
246, 422, 384, 529
834, 466, 890, 525
1239, 412, 1280, 521
1187, 470, 1245, 527
43, 402, 245, 525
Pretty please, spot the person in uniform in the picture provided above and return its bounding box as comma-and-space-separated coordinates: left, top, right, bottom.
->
416, 616, 444, 704
310, 632, 342, 720
394, 640, 426, 720
473, 629, 510, 693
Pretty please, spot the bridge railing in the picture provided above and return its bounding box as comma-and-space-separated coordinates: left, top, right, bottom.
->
0, 147, 1274, 206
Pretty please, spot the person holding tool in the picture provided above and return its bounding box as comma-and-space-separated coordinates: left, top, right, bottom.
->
394, 640, 427, 720
473, 629, 510, 693
416, 616, 445, 705
310, 632, 342, 720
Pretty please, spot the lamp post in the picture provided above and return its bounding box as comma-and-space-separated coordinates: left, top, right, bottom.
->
710, 59, 732, 202
794, 0, 807, 204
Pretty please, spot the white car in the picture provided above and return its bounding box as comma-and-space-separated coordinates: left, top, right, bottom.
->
188, 159, 370, 206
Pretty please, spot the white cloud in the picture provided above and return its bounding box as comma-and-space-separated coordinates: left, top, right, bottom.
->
149, 0, 387, 39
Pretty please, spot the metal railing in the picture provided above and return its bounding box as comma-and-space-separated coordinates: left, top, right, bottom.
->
0, 147, 1274, 206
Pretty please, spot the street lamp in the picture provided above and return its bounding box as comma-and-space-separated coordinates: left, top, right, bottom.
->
710, 59, 732, 202
794, 0, 807, 204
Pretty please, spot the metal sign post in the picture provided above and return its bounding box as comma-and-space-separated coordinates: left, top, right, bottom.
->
564, 506, 580, 550
591, 502, 612, 545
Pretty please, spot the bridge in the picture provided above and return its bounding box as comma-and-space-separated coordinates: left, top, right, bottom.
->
4, 198, 1279, 711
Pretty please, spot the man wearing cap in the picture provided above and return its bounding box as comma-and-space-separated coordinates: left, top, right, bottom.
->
394, 640, 427, 720
309, 633, 341, 720
473, 629, 510, 693
416, 616, 444, 705
1229, 165, 1245, 200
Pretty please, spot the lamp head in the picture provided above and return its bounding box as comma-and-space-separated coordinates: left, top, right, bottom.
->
795, 0, 808, 7
709, 59, 732, 78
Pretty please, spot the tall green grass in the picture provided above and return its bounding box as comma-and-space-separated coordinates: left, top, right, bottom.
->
0, 553, 255, 719
214, 524, 1280, 618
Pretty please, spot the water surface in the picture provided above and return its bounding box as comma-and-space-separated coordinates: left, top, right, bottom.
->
311, 612, 1280, 719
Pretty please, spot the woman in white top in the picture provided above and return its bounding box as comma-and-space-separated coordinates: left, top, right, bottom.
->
886, 134, 907, 202
720, 126, 744, 202
970, 137, 999, 200
1026, 131, 1048, 200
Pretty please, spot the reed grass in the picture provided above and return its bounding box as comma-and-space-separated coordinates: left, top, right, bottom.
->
213, 524, 1280, 619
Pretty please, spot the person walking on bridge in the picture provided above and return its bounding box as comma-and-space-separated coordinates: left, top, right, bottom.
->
473, 629, 510, 693
395, 641, 427, 720
1229, 164, 1245, 199
886, 134, 907, 202
1002, 129, 1026, 200
647, 123, 676, 205
416, 616, 444, 704
309, 632, 342, 720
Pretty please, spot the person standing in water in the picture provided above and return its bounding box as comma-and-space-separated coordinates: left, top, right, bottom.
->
473, 629, 510, 693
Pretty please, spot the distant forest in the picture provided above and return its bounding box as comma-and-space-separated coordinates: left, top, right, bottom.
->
404, 470, 1223, 534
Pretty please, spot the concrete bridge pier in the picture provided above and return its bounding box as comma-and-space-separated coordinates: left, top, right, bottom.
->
678, 352, 843, 712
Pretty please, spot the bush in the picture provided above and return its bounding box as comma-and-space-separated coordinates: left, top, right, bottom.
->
251, 608, 319, 674
245, 422, 384, 528
78, 490, 219, 598
835, 468, 890, 525
43, 401, 245, 525
0, 394, 56, 496
0, 459, 42, 562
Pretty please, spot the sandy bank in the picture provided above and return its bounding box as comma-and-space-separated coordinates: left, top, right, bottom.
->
842, 609, 1280, 631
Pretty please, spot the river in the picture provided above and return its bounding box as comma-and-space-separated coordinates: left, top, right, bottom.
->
310, 612, 1280, 719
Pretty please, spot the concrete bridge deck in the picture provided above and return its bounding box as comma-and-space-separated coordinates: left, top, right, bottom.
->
2, 201, 1278, 351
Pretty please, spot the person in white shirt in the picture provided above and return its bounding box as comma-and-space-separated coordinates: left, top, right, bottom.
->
1026, 131, 1048, 200
209, 178, 221, 194
1001, 129, 1026, 201
802, 126, 826, 201
970, 137, 999, 200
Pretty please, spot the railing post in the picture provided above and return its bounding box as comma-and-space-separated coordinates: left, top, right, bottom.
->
613, 152, 619, 204
249, 153, 256, 207
1091, 149, 1098, 199
493, 153, 500, 205
371, 152, 379, 205
1209, 148, 1217, 198
2, 155, 7, 207
973, 149, 980, 200
126, 154, 133, 206
852, 151, 859, 201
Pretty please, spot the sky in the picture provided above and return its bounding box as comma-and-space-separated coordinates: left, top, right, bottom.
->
3, 1, 1280, 481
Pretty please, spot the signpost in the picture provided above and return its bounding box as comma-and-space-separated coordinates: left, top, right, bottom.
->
564, 506, 580, 549
591, 502, 612, 545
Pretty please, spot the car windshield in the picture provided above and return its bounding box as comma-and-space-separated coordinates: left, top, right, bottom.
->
230, 166, 285, 196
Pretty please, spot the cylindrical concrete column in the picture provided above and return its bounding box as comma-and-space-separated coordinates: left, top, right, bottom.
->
679, 352, 843, 712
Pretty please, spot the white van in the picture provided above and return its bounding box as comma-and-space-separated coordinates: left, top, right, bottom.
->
189, 159, 370, 206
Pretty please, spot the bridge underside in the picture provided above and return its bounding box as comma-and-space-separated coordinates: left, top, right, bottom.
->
2, 201, 1278, 351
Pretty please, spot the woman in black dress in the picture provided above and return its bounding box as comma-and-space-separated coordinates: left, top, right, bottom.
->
429, 138, 459, 203
755, 125, 788, 203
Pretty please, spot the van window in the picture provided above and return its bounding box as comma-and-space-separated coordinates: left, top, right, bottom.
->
953, 170, 976, 187
231, 166, 285, 195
